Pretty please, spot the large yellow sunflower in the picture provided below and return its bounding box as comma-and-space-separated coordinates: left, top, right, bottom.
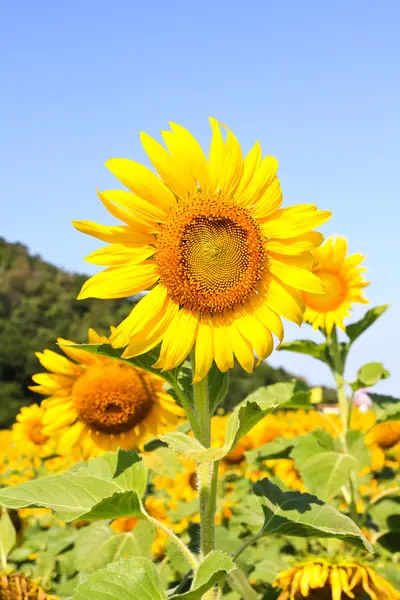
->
274, 559, 399, 600
29, 329, 183, 458
303, 235, 369, 334
74, 119, 330, 381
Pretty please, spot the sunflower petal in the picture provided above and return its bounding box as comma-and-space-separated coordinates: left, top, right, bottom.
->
212, 315, 234, 372
85, 244, 155, 266
238, 155, 278, 206
154, 309, 199, 370
77, 263, 159, 300
235, 141, 262, 198
269, 257, 325, 293
72, 221, 153, 246
106, 158, 176, 211
208, 118, 226, 193
265, 276, 305, 325
194, 315, 214, 383
169, 122, 209, 191
219, 124, 243, 196
260, 205, 331, 238
251, 177, 283, 219
266, 232, 324, 255
229, 324, 255, 373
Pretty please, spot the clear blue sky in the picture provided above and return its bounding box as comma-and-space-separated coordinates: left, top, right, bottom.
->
1, 1, 399, 394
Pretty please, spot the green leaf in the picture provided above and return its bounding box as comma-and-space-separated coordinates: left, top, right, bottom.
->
370, 498, 400, 533
113, 449, 142, 478
345, 431, 370, 470
208, 364, 230, 414
369, 393, 400, 422
0, 450, 147, 521
72, 556, 167, 600
162, 390, 282, 462
355, 362, 390, 387
253, 478, 372, 552
75, 521, 156, 575
0, 511, 16, 559
245, 438, 295, 466
171, 551, 235, 600
345, 304, 389, 345
291, 432, 357, 501
278, 339, 332, 366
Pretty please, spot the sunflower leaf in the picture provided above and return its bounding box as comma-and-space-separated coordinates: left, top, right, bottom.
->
353, 362, 390, 389
345, 304, 389, 345
72, 557, 167, 600
170, 551, 235, 599
0, 511, 16, 559
368, 393, 400, 422
208, 365, 230, 414
253, 478, 373, 552
278, 339, 333, 367
75, 521, 156, 575
291, 431, 357, 501
0, 450, 147, 522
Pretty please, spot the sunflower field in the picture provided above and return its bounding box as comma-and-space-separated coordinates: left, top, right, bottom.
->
0, 119, 399, 600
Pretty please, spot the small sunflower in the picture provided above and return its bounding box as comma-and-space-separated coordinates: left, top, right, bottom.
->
153, 458, 198, 508
0, 573, 58, 600
366, 420, 400, 450
11, 404, 54, 457
274, 559, 400, 600
74, 118, 331, 381
303, 235, 369, 334
29, 328, 183, 458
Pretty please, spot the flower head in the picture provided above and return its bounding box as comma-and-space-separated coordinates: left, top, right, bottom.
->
303, 235, 369, 334
74, 119, 331, 380
11, 404, 54, 458
29, 328, 183, 458
274, 559, 400, 599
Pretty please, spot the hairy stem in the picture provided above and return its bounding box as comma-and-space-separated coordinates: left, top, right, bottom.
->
191, 351, 216, 599
144, 511, 198, 571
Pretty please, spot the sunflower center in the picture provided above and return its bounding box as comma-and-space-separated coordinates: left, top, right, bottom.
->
28, 423, 48, 445
156, 195, 265, 313
72, 363, 159, 433
303, 270, 347, 312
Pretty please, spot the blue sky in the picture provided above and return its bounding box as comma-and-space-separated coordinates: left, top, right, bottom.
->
1, 1, 399, 393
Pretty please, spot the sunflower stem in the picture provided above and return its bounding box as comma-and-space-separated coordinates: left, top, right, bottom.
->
143, 511, 198, 571
191, 351, 216, 599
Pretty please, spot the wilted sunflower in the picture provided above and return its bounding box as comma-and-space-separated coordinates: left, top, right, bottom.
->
12, 404, 54, 457
0, 573, 58, 600
274, 559, 400, 600
29, 329, 183, 458
303, 235, 369, 334
74, 118, 330, 381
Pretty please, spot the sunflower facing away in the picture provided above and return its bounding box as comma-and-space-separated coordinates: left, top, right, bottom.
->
29, 329, 183, 458
74, 118, 331, 381
273, 559, 400, 600
302, 235, 369, 334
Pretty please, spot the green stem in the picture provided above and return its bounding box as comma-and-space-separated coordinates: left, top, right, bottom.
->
172, 379, 202, 440
191, 350, 216, 599
144, 511, 198, 571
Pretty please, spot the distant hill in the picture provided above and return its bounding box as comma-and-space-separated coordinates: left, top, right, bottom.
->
0, 237, 335, 427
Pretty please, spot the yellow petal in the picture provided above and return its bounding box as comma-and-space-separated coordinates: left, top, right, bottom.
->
77, 263, 159, 300
212, 316, 234, 372
105, 158, 176, 211
32, 373, 73, 390
194, 315, 214, 383
208, 117, 226, 193
122, 294, 179, 358
269, 257, 325, 293
235, 311, 273, 361
260, 205, 331, 239
72, 220, 154, 246
111, 285, 168, 348
251, 177, 283, 219
238, 155, 278, 206
229, 324, 255, 373
169, 122, 209, 191
219, 124, 243, 196
330, 568, 343, 600
35, 350, 81, 377
58, 422, 86, 454
85, 244, 155, 266
235, 141, 262, 198
87, 328, 108, 344
265, 276, 305, 325
266, 232, 324, 255
154, 308, 199, 370
58, 337, 102, 366
141, 131, 195, 200
100, 189, 167, 223
251, 301, 284, 343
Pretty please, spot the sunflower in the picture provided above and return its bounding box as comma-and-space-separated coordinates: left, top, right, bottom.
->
11, 404, 54, 458
29, 328, 183, 458
366, 420, 400, 450
273, 559, 400, 600
302, 235, 369, 334
73, 118, 330, 381
153, 458, 198, 508
0, 573, 58, 600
